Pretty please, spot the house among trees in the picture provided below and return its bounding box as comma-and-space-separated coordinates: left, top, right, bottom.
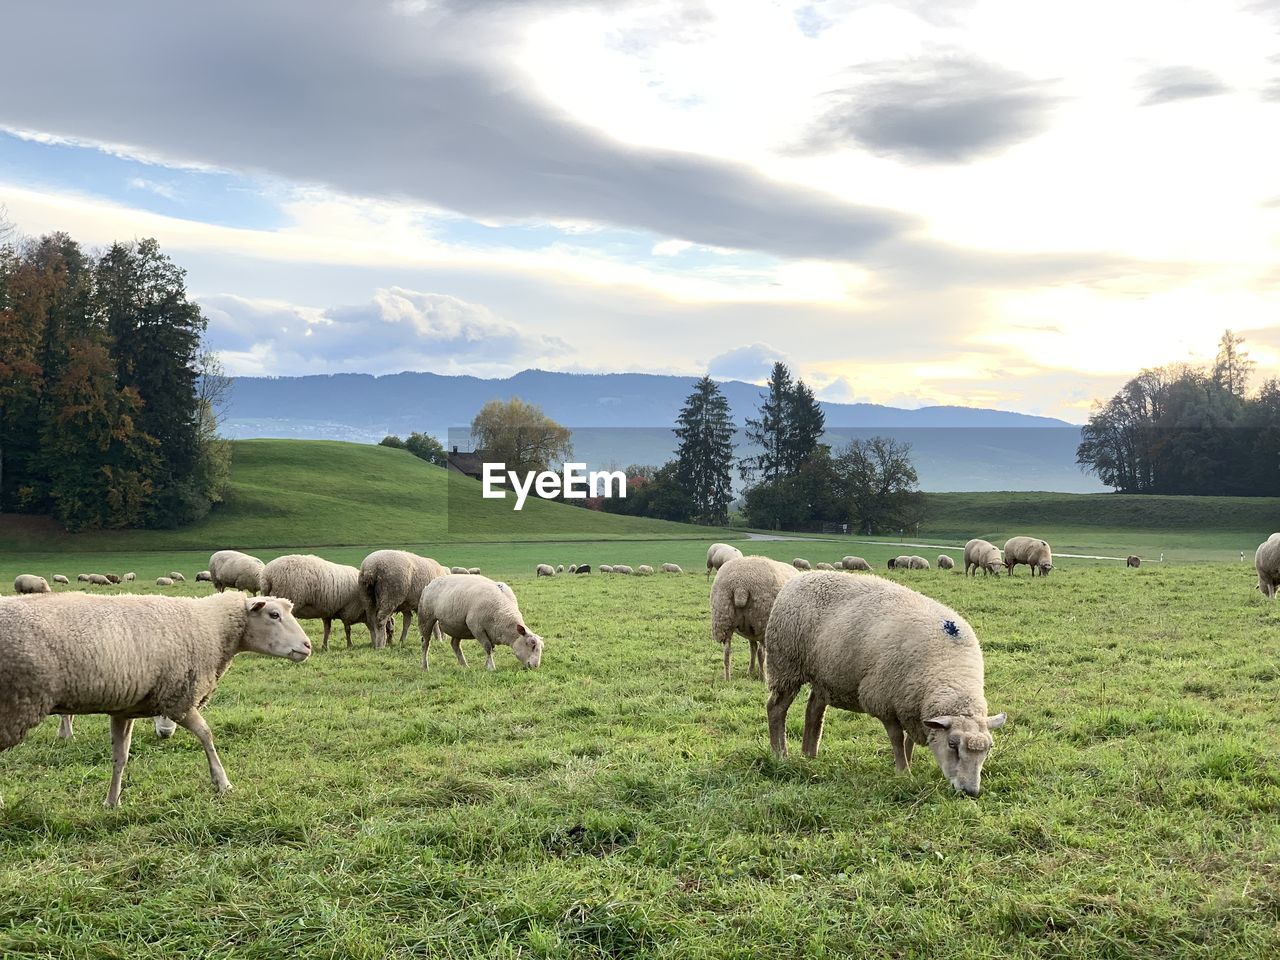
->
446, 446, 488, 481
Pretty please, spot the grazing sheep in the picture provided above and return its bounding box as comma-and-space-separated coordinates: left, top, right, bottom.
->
908, 556, 931, 570
105, 574, 121, 584
417, 576, 543, 672
123, 572, 136, 583
450, 566, 468, 575
155, 577, 174, 587
467, 567, 481, 575
600, 564, 614, 574
89, 575, 112, 586
574, 565, 591, 575
261, 554, 390, 651
358, 550, 450, 649
764, 573, 1006, 796
1003, 537, 1053, 577
557, 564, 564, 574
637, 564, 654, 575
1126, 555, 1141, 568
793, 558, 813, 571
208, 550, 265, 595
57, 714, 178, 741
938, 555, 955, 571
710, 556, 801, 681
1254, 533, 1280, 599
662, 563, 683, 574
841, 556, 871, 572
168, 572, 186, 582
569, 565, 578, 574
614, 564, 634, 575
886, 558, 897, 570
536, 564, 556, 577
14, 575, 51, 595
196, 570, 213, 583
0, 592, 311, 807
964, 539, 1003, 578
706, 543, 744, 578
52, 575, 69, 586
77, 574, 90, 583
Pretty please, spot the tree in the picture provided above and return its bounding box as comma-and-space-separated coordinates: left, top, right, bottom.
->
740, 362, 792, 484
674, 376, 735, 525
834, 437, 920, 535
404, 432, 447, 466
742, 446, 843, 531
1212, 329, 1254, 398
379, 435, 405, 449
781, 378, 826, 474
470, 397, 572, 475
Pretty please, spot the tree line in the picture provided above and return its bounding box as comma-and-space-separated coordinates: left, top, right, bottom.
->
1076, 331, 1280, 496
0, 229, 229, 530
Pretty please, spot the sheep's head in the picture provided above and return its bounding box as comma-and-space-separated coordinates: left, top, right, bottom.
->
511, 622, 543, 669
985, 559, 1002, 574
243, 597, 312, 662
1038, 561, 1053, 576
924, 713, 1006, 797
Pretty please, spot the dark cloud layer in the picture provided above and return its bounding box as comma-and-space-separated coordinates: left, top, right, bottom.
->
0, 0, 909, 261
1139, 66, 1230, 105
801, 58, 1055, 163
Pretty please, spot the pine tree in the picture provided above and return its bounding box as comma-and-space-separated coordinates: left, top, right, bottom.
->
781, 378, 826, 472
674, 376, 735, 525
740, 361, 792, 483
1212, 329, 1254, 398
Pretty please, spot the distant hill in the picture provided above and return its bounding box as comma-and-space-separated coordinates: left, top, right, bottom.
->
222, 369, 1103, 492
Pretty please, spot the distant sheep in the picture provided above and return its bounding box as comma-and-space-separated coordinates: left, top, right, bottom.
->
1255, 533, 1280, 599
208, 550, 265, 595
908, 556, 930, 570
357, 550, 448, 649
613, 564, 634, 575
937, 555, 955, 570
600, 564, 614, 574
841, 556, 871, 572
196, 570, 213, 583
468, 568, 481, 576
0, 592, 311, 807
168, 572, 186, 582
1003, 537, 1053, 577
536, 564, 556, 577
450, 566, 468, 575
574, 565, 591, 575
892, 556, 913, 570
815, 562, 836, 571
1126, 555, 1141, 568
105, 574, 121, 584
637, 565, 654, 575
155, 577, 174, 586
706, 543, 744, 578
77, 574, 90, 583
557, 564, 564, 574
89, 575, 112, 586
662, 563, 683, 574
14, 575, 51, 595
710, 556, 800, 680
262, 554, 391, 651
52, 575, 70, 586
964, 539, 1002, 578
123, 572, 136, 583
764, 572, 1006, 796
418, 576, 543, 671
792, 558, 812, 571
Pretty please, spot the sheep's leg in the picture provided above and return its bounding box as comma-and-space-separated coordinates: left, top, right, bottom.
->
344, 622, 353, 648
801, 689, 828, 758
883, 718, 910, 773
754, 642, 767, 681
450, 635, 469, 667
104, 716, 135, 809
398, 610, 412, 646
177, 709, 232, 795
420, 616, 439, 670
58, 714, 73, 739
320, 619, 332, 652
481, 636, 496, 672
766, 685, 800, 758
903, 736, 915, 768
722, 640, 733, 680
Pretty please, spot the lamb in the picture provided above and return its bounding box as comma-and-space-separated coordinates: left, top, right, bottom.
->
536, 564, 556, 577
1003, 536, 1053, 577
358, 550, 450, 648
574, 565, 591, 574
964, 539, 1002, 577
1126, 555, 1141, 568
710, 556, 800, 681
0, 592, 311, 807
764, 572, 1007, 796
662, 563, 684, 574
450, 566, 468, 574
637, 565, 654, 575
169, 572, 186, 582
1254, 533, 1280, 599
155, 577, 174, 586
208, 550, 265, 595
908, 556, 931, 570
841, 556, 871, 572
14, 575, 51, 595
89, 575, 112, 586
196, 570, 213, 583
600, 564, 614, 574
706, 543, 743, 578
417, 576, 543, 672
793, 558, 813, 571
261, 554, 390, 651
937, 555, 955, 570
52, 575, 70, 586
123, 572, 136, 583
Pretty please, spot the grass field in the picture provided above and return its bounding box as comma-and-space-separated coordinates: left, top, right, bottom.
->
2, 564, 1277, 958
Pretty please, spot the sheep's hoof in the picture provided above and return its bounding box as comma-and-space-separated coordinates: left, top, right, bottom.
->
214, 781, 234, 796
103, 796, 121, 809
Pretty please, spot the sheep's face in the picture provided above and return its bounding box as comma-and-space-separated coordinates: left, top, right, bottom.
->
925, 713, 1006, 797
511, 623, 543, 669
1038, 562, 1053, 576
244, 598, 312, 662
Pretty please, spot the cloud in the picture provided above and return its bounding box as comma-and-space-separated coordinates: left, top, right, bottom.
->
0, 1, 909, 261
799, 57, 1056, 163
1138, 66, 1230, 105
707, 342, 789, 382
201, 287, 569, 377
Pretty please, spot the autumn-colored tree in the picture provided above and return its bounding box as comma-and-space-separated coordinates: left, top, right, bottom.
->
470, 397, 572, 475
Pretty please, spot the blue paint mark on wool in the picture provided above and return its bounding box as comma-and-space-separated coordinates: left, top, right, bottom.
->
942, 620, 960, 637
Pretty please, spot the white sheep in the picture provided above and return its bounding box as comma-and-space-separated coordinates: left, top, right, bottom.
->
359, 550, 450, 648
557, 564, 565, 573
123, 572, 136, 583
600, 564, 614, 574
261, 554, 390, 651
89, 574, 112, 586
792, 558, 812, 571
1255, 533, 1280, 599
637, 564, 654, 575
14, 575, 51, 595
613, 564, 634, 575
1003, 536, 1053, 577
937, 555, 955, 570
467, 567, 481, 576
77, 574, 91, 583
706, 543, 744, 578
841, 556, 871, 572
417, 576, 543, 671
536, 564, 556, 577
710, 556, 800, 680
908, 556, 931, 570
891, 555, 913, 570
208, 550, 265, 595
52, 575, 70, 586
0, 592, 311, 807
168, 572, 186, 582
963, 539, 1002, 577
764, 572, 1006, 796
196, 570, 213, 583
815, 562, 836, 571
450, 566, 468, 574
155, 577, 174, 587
662, 563, 683, 574
569, 565, 579, 574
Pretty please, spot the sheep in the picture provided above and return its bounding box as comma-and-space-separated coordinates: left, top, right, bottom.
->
569, 564, 578, 573
57, 714, 178, 741
1254, 533, 1280, 599
358, 550, 450, 649
1003, 536, 1053, 577
637, 564, 654, 575
169, 572, 186, 582
964, 539, 1003, 577
706, 543, 744, 578
937, 555, 955, 571
536, 564, 556, 577
1126, 555, 1141, 568
261, 554, 391, 651
105, 574, 121, 584
123, 572, 136, 583
710, 556, 800, 681
815, 562, 836, 571
14, 575, 51, 595
467, 568, 481, 576
886, 558, 897, 570
557, 564, 565, 574
792, 558, 813, 571
196, 570, 213, 583
77, 574, 90, 583
155, 577, 174, 586
614, 564, 634, 575
600, 564, 614, 574
908, 556, 931, 570
208, 550, 265, 595
0, 591, 311, 807
662, 563, 683, 574
841, 556, 871, 572
52, 575, 69, 586
764, 572, 1007, 796
450, 566, 468, 574
417, 576, 543, 672
89, 575, 112, 586
575, 565, 592, 574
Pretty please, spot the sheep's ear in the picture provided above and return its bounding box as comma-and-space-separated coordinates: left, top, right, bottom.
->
924, 716, 954, 730
986, 713, 1007, 729
251, 600, 267, 612
516, 623, 527, 636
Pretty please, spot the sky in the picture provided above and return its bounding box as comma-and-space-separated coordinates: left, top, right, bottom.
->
1, 0, 1277, 422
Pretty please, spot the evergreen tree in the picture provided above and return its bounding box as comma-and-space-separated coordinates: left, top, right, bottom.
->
740, 361, 792, 483
674, 376, 735, 525
1212, 329, 1254, 398
781, 378, 825, 472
